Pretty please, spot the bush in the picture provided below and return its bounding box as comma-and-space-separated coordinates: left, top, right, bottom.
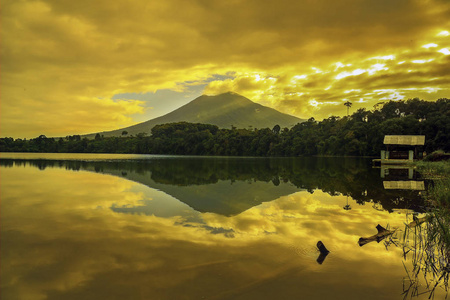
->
424, 150, 450, 162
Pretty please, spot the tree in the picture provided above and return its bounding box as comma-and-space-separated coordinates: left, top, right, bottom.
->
344, 101, 352, 116
2, 99, 448, 156
122, 131, 128, 136
136, 132, 147, 138
272, 124, 281, 134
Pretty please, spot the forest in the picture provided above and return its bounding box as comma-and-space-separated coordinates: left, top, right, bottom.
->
1, 98, 449, 156
0, 157, 426, 214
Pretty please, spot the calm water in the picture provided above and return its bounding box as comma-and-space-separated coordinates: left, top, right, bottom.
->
0, 153, 443, 300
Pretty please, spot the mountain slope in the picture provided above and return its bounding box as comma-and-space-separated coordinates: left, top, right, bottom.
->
89, 92, 304, 137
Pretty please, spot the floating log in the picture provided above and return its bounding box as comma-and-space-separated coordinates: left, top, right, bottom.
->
359, 217, 431, 247
407, 216, 429, 228
317, 241, 329, 254
358, 224, 395, 247
316, 241, 329, 264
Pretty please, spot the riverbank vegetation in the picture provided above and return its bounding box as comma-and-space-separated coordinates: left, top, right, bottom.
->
417, 159, 450, 250
1, 98, 449, 156
400, 159, 450, 298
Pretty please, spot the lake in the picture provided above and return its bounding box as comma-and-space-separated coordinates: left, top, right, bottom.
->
0, 153, 444, 300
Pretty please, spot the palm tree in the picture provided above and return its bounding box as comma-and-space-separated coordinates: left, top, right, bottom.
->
343, 195, 352, 210
344, 101, 352, 116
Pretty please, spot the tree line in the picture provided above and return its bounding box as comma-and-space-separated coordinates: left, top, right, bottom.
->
0, 157, 426, 213
1, 98, 449, 156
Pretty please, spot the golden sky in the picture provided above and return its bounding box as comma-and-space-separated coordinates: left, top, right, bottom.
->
1, 0, 450, 138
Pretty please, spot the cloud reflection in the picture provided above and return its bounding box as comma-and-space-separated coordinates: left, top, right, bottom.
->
1, 165, 442, 299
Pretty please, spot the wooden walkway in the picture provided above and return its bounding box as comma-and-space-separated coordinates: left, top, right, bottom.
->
372, 159, 414, 166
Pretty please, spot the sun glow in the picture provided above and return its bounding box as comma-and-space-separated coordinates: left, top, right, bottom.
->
437, 30, 450, 37
309, 99, 320, 107
422, 43, 438, 48
335, 69, 366, 80
438, 48, 450, 55
368, 63, 388, 75
411, 59, 435, 64
293, 75, 308, 80
369, 55, 395, 60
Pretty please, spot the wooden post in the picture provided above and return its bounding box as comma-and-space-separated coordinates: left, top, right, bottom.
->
317, 241, 329, 254
316, 241, 329, 264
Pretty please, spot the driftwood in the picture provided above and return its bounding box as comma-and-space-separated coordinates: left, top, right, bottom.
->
358, 224, 395, 247
406, 216, 429, 228
358, 217, 430, 247
316, 241, 329, 264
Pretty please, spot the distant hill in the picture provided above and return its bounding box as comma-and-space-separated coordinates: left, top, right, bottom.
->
87, 92, 304, 137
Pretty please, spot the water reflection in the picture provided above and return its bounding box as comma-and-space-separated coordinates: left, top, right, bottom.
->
0, 156, 427, 214
380, 166, 425, 191
1, 155, 442, 300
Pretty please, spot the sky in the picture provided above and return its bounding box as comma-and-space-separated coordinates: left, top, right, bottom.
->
1, 0, 450, 138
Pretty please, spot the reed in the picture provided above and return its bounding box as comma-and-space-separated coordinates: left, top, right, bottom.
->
399, 160, 450, 298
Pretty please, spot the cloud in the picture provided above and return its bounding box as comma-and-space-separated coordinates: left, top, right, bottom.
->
202, 28, 450, 119
1, 0, 450, 137
111, 74, 236, 123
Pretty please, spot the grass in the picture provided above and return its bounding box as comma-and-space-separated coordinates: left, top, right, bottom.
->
418, 159, 450, 255
400, 215, 450, 299
399, 159, 450, 298
416, 160, 450, 180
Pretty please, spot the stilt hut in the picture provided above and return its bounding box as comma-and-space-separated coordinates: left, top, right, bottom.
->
374, 135, 425, 165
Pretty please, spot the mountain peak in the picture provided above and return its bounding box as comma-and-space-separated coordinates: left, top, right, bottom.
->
205, 91, 239, 96
221, 91, 240, 96
89, 92, 304, 137
198, 91, 248, 101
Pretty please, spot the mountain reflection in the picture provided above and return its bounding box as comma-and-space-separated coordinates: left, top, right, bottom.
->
0, 157, 427, 215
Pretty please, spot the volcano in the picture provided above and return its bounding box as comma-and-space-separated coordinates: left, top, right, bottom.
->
89, 92, 303, 137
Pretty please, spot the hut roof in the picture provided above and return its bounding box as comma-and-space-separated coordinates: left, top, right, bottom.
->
383, 135, 425, 146
383, 181, 425, 190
